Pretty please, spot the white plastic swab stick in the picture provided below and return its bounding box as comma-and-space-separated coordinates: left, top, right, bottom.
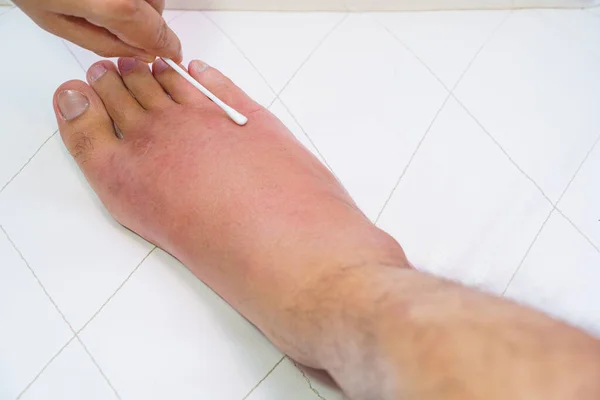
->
161, 58, 248, 126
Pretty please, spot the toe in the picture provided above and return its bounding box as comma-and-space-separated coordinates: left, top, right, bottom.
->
53, 80, 120, 179
87, 61, 146, 131
187, 60, 261, 115
117, 58, 173, 110
152, 58, 198, 104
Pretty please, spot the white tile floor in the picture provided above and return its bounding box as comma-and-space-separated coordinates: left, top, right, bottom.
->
0, 5, 599, 400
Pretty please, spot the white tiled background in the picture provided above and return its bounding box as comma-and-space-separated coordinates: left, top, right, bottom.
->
0, 4, 599, 400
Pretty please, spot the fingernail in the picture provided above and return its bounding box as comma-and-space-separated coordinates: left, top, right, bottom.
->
88, 64, 107, 83
119, 57, 138, 72
192, 60, 209, 73
153, 58, 169, 75
57, 90, 89, 121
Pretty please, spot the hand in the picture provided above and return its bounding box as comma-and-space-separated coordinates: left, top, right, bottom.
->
13, 0, 182, 63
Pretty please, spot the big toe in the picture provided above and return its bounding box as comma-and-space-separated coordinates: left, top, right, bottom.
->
53, 80, 120, 184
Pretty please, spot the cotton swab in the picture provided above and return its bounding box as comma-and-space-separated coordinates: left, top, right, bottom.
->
161, 58, 248, 126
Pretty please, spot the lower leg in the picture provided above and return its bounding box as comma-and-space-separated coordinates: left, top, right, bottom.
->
53, 58, 600, 400
299, 264, 600, 399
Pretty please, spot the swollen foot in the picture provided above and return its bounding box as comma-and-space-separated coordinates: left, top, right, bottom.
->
53, 58, 408, 369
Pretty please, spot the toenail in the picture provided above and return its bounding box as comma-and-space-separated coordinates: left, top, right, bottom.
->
192, 60, 209, 73
119, 57, 138, 73
57, 90, 89, 121
89, 64, 107, 83
153, 58, 169, 75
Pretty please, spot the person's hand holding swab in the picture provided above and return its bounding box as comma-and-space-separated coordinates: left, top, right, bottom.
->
13, 0, 182, 63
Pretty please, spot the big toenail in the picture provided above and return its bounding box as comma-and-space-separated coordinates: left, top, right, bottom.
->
57, 90, 89, 121
89, 64, 107, 82
192, 60, 209, 73
119, 57, 138, 72
153, 58, 169, 75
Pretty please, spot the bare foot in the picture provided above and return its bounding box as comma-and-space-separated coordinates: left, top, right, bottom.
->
53, 57, 408, 368
53, 58, 600, 400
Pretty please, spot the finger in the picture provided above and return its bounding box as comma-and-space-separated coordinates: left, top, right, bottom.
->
87, 0, 182, 63
146, 0, 165, 14
43, 14, 156, 62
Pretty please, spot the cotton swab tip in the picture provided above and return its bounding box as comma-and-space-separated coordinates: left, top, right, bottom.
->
228, 110, 249, 126
161, 58, 248, 127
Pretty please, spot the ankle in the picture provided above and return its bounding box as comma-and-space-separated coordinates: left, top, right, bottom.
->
267, 230, 410, 369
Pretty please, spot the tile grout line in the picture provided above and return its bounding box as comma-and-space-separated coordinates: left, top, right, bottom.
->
240, 355, 285, 400
554, 207, 600, 254
61, 40, 86, 73
377, 24, 448, 93
0, 131, 57, 195
291, 358, 329, 400
377, 10, 513, 95
374, 93, 451, 224
0, 121, 124, 398
74, 246, 157, 335
266, 96, 278, 110
1, 224, 79, 399
448, 9, 513, 92
275, 98, 339, 177
275, 13, 349, 99
552, 132, 600, 207
373, 11, 513, 224
74, 336, 122, 400
14, 335, 79, 400
268, 13, 350, 175
453, 94, 555, 206
1, 223, 154, 399
0, 225, 77, 333
2, 223, 123, 399
166, 10, 185, 24
551, 133, 600, 255
67, 246, 158, 399
501, 131, 600, 294
445, 11, 552, 207
454, 91, 559, 295
446, 7, 589, 214
551, 131, 600, 201
500, 208, 555, 295
374, 4, 599, 306
202, 12, 279, 101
